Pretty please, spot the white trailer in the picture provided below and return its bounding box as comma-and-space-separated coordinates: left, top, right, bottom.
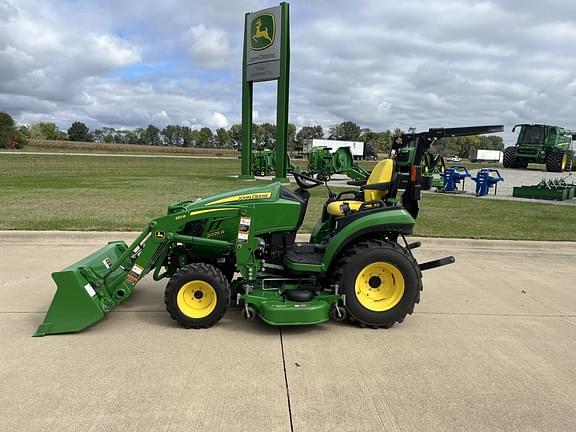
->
303, 139, 365, 159
469, 149, 503, 163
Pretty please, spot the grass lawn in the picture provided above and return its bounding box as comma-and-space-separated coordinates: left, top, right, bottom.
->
1, 153, 575, 240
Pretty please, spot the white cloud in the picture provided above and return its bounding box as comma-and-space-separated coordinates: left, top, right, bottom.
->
90, 34, 141, 67
1, 0, 576, 139
184, 24, 232, 68
210, 112, 229, 128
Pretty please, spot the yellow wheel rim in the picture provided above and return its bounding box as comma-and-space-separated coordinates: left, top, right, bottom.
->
562, 154, 567, 170
354, 262, 405, 312
177, 281, 217, 319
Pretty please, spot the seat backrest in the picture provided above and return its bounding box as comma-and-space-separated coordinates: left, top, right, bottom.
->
364, 159, 394, 202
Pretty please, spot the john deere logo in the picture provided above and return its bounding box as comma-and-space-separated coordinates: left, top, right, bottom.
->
251, 14, 275, 50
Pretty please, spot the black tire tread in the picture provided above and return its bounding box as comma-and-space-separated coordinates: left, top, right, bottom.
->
334, 239, 422, 329
164, 262, 229, 329
545, 150, 565, 172
503, 147, 518, 168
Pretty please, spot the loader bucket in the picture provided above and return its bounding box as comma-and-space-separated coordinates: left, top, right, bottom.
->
34, 241, 129, 336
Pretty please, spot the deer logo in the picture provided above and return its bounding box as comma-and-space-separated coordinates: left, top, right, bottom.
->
250, 14, 275, 50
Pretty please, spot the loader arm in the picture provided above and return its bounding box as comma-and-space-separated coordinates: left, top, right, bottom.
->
35, 207, 240, 336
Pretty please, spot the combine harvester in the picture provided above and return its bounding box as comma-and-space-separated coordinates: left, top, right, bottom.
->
33, 127, 513, 336
504, 124, 576, 172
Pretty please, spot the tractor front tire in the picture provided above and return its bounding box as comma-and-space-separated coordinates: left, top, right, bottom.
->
335, 240, 422, 328
546, 150, 567, 172
164, 263, 229, 329
503, 147, 517, 168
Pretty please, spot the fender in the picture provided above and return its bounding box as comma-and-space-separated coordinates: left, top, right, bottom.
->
321, 208, 415, 271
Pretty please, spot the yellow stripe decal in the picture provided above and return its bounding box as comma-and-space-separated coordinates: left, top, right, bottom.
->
207, 192, 272, 206
188, 208, 236, 216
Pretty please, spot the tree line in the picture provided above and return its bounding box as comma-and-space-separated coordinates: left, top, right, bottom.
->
0, 112, 504, 156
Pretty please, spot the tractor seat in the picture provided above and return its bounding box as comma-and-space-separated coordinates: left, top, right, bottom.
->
326, 159, 394, 217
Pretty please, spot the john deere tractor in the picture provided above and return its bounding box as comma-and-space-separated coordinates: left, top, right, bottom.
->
33, 128, 510, 337
503, 124, 576, 172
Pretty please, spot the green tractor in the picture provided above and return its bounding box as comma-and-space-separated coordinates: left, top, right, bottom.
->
34, 127, 479, 337
503, 124, 576, 172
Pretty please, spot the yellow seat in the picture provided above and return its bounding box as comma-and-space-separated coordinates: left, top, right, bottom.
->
326, 159, 394, 216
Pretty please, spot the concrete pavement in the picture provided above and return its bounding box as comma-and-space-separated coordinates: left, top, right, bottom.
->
0, 232, 575, 431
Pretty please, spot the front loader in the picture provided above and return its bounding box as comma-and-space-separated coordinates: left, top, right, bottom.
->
34, 126, 501, 336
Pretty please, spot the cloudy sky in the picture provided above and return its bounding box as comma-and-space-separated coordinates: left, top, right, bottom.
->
1, 0, 576, 140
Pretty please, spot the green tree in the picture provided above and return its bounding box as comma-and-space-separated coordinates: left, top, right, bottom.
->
179, 126, 193, 147
197, 127, 214, 147
479, 135, 504, 150
67, 121, 91, 142
361, 129, 392, 154
228, 124, 242, 148
253, 123, 265, 148
260, 123, 276, 148
93, 129, 104, 143
30, 122, 66, 140
142, 124, 161, 145
329, 121, 361, 140
295, 125, 323, 146
0, 112, 27, 149
124, 131, 139, 145
162, 125, 181, 146
214, 127, 230, 148
287, 123, 296, 145
101, 127, 116, 143
18, 125, 30, 137
132, 127, 145, 144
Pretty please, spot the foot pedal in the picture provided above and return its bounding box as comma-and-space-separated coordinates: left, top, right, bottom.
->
408, 241, 421, 250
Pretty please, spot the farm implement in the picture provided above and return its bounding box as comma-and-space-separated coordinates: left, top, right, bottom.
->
304, 146, 369, 182
32, 128, 512, 337
251, 148, 299, 176
513, 178, 576, 201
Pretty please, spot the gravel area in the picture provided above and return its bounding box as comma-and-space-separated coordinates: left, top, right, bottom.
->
255, 167, 576, 205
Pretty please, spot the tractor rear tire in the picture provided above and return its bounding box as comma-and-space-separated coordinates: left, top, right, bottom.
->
164, 263, 229, 329
546, 150, 567, 172
334, 239, 422, 328
503, 147, 517, 168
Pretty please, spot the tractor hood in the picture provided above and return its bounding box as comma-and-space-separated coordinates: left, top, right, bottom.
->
167, 182, 282, 214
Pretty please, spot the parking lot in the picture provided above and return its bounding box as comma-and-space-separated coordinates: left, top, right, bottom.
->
1, 232, 575, 431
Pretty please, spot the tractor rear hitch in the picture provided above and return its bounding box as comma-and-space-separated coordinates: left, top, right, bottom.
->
418, 256, 455, 271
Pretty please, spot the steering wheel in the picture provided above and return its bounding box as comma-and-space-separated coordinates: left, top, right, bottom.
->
292, 171, 323, 189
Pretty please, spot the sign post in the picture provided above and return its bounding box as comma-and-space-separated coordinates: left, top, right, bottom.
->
240, 2, 290, 182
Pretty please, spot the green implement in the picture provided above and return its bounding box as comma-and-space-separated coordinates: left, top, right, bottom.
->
305, 146, 369, 181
